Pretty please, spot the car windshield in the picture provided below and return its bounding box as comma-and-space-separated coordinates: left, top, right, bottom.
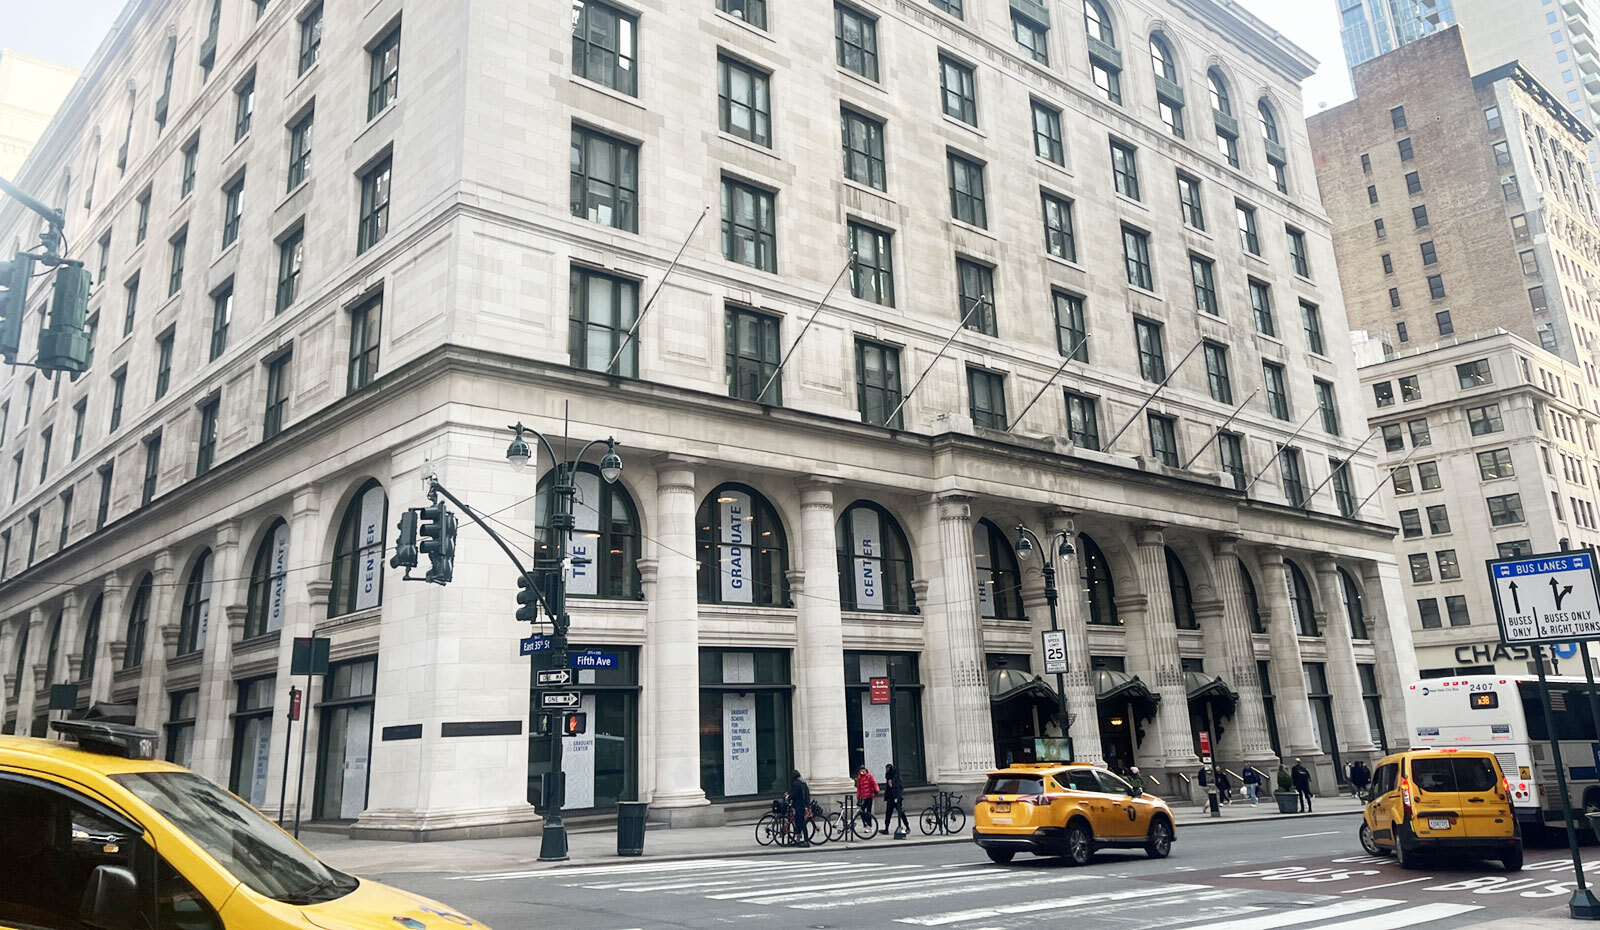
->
111, 771, 354, 904
983, 775, 1045, 795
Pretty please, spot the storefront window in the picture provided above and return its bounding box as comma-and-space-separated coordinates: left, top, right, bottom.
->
535, 464, 641, 599
528, 645, 639, 811
846, 651, 926, 785
696, 484, 789, 606
973, 518, 1023, 619
230, 676, 275, 808
314, 657, 376, 820
699, 648, 793, 798
836, 501, 915, 612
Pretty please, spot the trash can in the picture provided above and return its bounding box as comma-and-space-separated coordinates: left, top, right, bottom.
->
617, 801, 650, 856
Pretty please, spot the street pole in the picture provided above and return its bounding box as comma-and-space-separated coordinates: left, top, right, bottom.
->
539, 458, 575, 863
277, 685, 298, 827
1017, 526, 1073, 763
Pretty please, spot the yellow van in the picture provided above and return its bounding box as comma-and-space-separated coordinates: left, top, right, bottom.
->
0, 721, 490, 929
1359, 748, 1521, 871
972, 763, 1175, 865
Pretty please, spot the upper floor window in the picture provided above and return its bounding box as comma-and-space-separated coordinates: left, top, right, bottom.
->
245, 519, 289, 638
368, 25, 401, 119
571, 125, 639, 232
1263, 361, 1289, 419
1122, 226, 1152, 290
719, 0, 766, 28
1209, 69, 1238, 167
836, 501, 915, 612
177, 550, 213, 656
1177, 173, 1204, 229
1301, 301, 1324, 354
1042, 192, 1075, 261
1457, 359, 1492, 389
726, 305, 782, 404
1032, 102, 1064, 165
1012, 12, 1048, 65
329, 481, 388, 616
298, 4, 322, 74
573, 0, 637, 96
196, 397, 219, 475
1135, 318, 1165, 382
718, 55, 771, 146
968, 367, 1007, 429
1111, 141, 1140, 199
1083, 0, 1121, 104
535, 464, 642, 599
847, 222, 894, 306
221, 175, 244, 247
348, 292, 382, 392
1259, 99, 1286, 192
1249, 279, 1274, 335
835, 4, 879, 80
358, 156, 392, 253
1190, 254, 1218, 315
939, 56, 977, 125
856, 340, 903, 429
1150, 33, 1183, 138
721, 177, 776, 272
570, 266, 638, 377
1287, 227, 1309, 278
696, 485, 788, 605
948, 153, 987, 227
842, 108, 887, 189
973, 518, 1023, 619
1203, 342, 1231, 404
1236, 201, 1259, 253
287, 108, 313, 190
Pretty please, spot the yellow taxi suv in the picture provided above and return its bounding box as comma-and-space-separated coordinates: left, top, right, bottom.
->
1359, 748, 1522, 871
0, 720, 490, 930
972, 763, 1175, 866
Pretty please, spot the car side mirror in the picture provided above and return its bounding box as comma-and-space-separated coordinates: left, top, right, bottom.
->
80, 864, 139, 930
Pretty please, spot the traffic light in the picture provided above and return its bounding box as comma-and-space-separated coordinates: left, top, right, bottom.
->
418, 500, 457, 585
390, 509, 418, 570
36, 264, 90, 374
0, 253, 31, 363
533, 712, 553, 737
562, 712, 587, 737
516, 571, 540, 622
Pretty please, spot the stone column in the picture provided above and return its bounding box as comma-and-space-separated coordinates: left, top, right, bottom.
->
13, 609, 46, 733
1208, 536, 1277, 768
1046, 510, 1101, 764
192, 520, 243, 782
1361, 560, 1419, 751
650, 457, 709, 817
793, 478, 851, 793
635, 556, 659, 805
1254, 547, 1318, 757
134, 550, 177, 732
0, 621, 16, 725
1129, 526, 1198, 776
922, 492, 993, 783
1314, 558, 1378, 757
89, 576, 127, 706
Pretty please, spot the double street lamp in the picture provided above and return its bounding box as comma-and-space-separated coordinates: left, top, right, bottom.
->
1014, 526, 1075, 760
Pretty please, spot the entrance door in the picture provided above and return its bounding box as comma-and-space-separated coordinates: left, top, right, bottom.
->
1099, 709, 1135, 774
313, 657, 377, 821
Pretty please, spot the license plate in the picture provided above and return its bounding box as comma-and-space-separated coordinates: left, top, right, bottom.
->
992, 802, 1011, 812
1428, 817, 1451, 830
991, 817, 1012, 824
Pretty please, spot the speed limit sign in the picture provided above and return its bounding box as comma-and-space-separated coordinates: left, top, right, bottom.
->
1041, 629, 1069, 675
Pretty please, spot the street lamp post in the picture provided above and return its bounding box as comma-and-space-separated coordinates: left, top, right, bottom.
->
506, 419, 622, 863
1014, 526, 1075, 761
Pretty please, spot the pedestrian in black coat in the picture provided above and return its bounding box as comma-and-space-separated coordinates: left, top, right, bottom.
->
789, 770, 811, 845
1292, 758, 1313, 812
881, 764, 910, 837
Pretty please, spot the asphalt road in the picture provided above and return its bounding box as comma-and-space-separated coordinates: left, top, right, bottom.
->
378, 814, 1587, 929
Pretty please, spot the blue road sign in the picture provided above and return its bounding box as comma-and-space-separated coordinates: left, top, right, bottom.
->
571, 650, 617, 669
1486, 549, 1600, 645
520, 634, 552, 656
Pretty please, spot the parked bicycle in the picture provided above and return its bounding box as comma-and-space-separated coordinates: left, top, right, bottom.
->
920, 790, 967, 836
826, 793, 878, 842
756, 797, 825, 847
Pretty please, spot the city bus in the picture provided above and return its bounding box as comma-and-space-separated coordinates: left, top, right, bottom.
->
1404, 675, 1600, 830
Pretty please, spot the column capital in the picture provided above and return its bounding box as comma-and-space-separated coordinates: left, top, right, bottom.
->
153, 549, 176, 579
1134, 524, 1165, 548
291, 484, 321, 517
1312, 556, 1340, 577
785, 568, 805, 594
60, 591, 80, 614
1255, 546, 1286, 568
797, 478, 838, 511
636, 557, 659, 585
1209, 533, 1241, 558
213, 518, 242, 552
1041, 508, 1076, 536
26, 608, 46, 631
934, 492, 972, 523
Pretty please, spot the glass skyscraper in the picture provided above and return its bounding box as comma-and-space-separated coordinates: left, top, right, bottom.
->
1339, 0, 1457, 90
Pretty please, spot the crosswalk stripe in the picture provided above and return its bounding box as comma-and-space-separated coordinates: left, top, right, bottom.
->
460, 857, 772, 882
592, 862, 907, 893
738, 867, 1020, 905
790, 874, 1091, 910
1307, 902, 1482, 930
1163, 897, 1399, 930
895, 882, 1209, 926
705, 865, 931, 900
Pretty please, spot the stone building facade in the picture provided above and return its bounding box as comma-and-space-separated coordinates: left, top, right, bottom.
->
0, 0, 1411, 838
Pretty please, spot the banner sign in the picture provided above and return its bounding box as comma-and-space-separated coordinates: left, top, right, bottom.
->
719, 489, 754, 603
850, 507, 884, 610
870, 676, 891, 705
723, 692, 758, 796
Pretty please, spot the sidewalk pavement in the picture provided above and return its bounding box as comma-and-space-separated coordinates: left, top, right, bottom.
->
300, 796, 1366, 877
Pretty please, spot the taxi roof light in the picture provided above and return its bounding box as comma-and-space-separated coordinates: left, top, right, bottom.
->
51, 720, 160, 760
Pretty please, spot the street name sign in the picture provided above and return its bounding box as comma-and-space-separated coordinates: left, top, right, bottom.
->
1487, 549, 1600, 645
540, 691, 582, 709
536, 669, 574, 687
1041, 630, 1069, 675
520, 634, 552, 656
571, 650, 617, 669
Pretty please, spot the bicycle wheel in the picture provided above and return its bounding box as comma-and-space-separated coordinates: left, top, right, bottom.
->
825, 811, 846, 843
944, 807, 967, 834
806, 815, 824, 845
854, 811, 879, 840
920, 808, 940, 835
756, 812, 778, 846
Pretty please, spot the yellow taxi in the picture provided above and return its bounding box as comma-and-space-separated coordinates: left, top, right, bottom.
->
0, 720, 491, 929
1359, 748, 1522, 871
972, 763, 1175, 865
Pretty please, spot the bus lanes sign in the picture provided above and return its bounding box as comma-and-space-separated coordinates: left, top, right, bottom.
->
1487, 549, 1600, 645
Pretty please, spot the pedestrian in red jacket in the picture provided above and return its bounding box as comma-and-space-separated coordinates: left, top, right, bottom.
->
856, 765, 879, 827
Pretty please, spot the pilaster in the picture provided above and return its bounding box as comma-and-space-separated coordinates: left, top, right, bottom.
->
1255, 547, 1318, 757
793, 477, 851, 793
192, 520, 243, 782
1208, 535, 1277, 766
922, 491, 992, 783
1128, 525, 1198, 774
650, 456, 708, 810
1314, 557, 1378, 757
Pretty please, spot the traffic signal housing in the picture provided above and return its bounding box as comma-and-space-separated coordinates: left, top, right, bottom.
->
562, 712, 587, 737
390, 510, 418, 570
36, 264, 90, 374
516, 571, 540, 622
0, 253, 30, 363
418, 500, 457, 585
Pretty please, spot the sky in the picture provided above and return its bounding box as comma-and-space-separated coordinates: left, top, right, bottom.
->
3, 0, 1352, 116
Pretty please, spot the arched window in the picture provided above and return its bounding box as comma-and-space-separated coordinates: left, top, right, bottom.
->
1149, 33, 1183, 138
1259, 98, 1287, 193
178, 550, 213, 656
330, 480, 388, 617
696, 484, 789, 606
1208, 69, 1231, 113
44, 613, 62, 685
123, 574, 152, 670
246, 519, 290, 638
1079, 533, 1120, 625
973, 518, 1023, 620
80, 596, 102, 682
1240, 560, 1265, 634
836, 501, 914, 612
1284, 559, 1318, 636
1084, 0, 1122, 105
535, 464, 641, 599
1208, 68, 1238, 167
1258, 99, 1280, 143
9, 622, 27, 699
1166, 547, 1197, 630
1340, 568, 1369, 639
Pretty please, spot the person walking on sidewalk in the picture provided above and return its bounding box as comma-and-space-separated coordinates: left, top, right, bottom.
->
1242, 765, 1262, 806
1217, 768, 1233, 805
881, 764, 910, 837
790, 770, 812, 846
1292, 758, 1313, 813
1350, 760, 1371, 800
855, 765, 879, 827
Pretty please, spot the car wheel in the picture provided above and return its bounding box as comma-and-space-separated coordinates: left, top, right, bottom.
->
985, 848, 1015, 864
1502, 847, 1524, 872
1395, 831, 1416, 870
1145, 819, 1173, 859
1359, 822, 1387, 856
1063, 822, 1094, 866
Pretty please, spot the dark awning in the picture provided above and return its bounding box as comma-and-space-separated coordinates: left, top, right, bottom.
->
1093, 669, 1160, 722
1185, 671, 1239, 719
988, 667, 1060, 705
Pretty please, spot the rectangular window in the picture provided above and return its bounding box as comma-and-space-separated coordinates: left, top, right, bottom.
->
1530, 286, 1548, 311
1412, 204, 1429, 228
141, 433, 161, 506
358, 156, 392, 253
196, 397, 219, 476
1280, 447, 1305, 506
841, 108, 886, 190
856, 340, 902, 428
1397, 321, 1408, 342
572, 0, 637, 95
1203, 342, 1232, 404
1375, 218, 1386, 239
1456, 359, 1492, 389
1391, 105, 1407, 129
263, 353, 290, 440
1178, 173, 1205, 229
180, 141, 197, 197
1219, 433, 1245, 490
1287, 227, 1310, 278
569, 266, 639, 377
847, 222, 894, 306
1493, 140, 1512, 165
726, 306, 782, 404
1408, 417, 1431, 446
1111, 141, 1140, 200
1498, 540, 1532, 559
1236, 201, 1259, 254
570, 124, 639, 232
1436, 549, 1461, 580
1420, 240, 1437, 265
1263, 361, 1289, 419
947, 153, 987, 227
276, 228, 303, 312
1368, 185, 1379, 205
1446, 595, 1470, 627
1013, 12, 1048, 63
122, 276, 138, 336
1373, 382, 1394, 407
1427, 274, 1445, 300
37, 428, 51, 483
720, 177, 777, 272
368, 26, 401, 119
1042, 192, 1075, 261
1418, 460, 1440, 490
1388, 287, 1401, 308
719, 0, 766, 27
1477, 448, 1514, 480
967, 368, 1007, 430
1382, 253, 1393, 274
1392, 466, 1413, 494
209, 286, 232, 360
1301, 302, 1324, 354
1418, 598, 1441, 629
1190, 254, 1218, 315
1135, 318, 1165, 382
1031, 102, 1064, 165
1426, 504, 1450, 535
718, 55, 771, 146
298, 3, 322, 74
1122, 226, 1152, 290
1487, 492, 1525, 526
1435, 310, 1453, 335
939, 56, 977, 125
1249, 279, 1274, 335
1066, 391, 1099, 451
957, 259, 996, 336
1400, 508, 1422, 538
135, 190, 151, 243
930, 0, 962, 15
1519, 250, 1539, 275
154, 333, 173, 400
221, 174, 244, 247
1405, 170, 1422, 194
287, 108, 313, 190
96, 465, 112, 530
1485, 106, 1502, 131
1409, 553, 1433, 583
835, 4, 878, 81
1315, 379, 1339, 434
1468, 403, 1504, 435
1053, 291, 1088, 362
348, 293, 382, 392
1148, 413, 1178, 467
1398, 137, 1414, 161
167, 230, 186, 296
234, 74, 254, 141
109, 369, 125, 432
1361, 153, 1371, 173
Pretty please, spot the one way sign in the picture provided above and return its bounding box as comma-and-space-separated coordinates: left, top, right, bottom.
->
1488, 549, 1600, 645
